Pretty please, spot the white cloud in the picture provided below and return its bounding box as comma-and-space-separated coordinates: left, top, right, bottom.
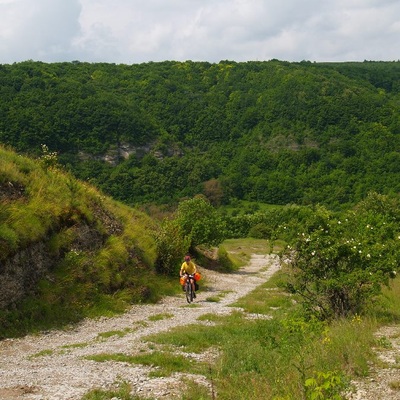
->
0, 0, 81, 62
0, 0, 399, 64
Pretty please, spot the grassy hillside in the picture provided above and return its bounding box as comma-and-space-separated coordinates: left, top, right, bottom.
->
0, 145, 177, 338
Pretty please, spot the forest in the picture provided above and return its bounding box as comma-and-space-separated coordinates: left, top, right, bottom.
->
0, 60, 399, 210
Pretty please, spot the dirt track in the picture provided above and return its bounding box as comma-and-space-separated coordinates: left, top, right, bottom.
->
349, 325, 400, 400
0, 254, 280, 400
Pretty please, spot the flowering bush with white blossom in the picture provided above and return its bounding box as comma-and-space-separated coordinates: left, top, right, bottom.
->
282, 193, 400, 319
39, 144, 58, 170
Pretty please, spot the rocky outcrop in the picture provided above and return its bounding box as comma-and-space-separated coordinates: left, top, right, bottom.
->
0, 241, 54, 309
78, 142, 152, 166
0, 213, 120, 310
0, 181, 25, 201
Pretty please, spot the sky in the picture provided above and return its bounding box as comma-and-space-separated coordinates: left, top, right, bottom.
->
1, 0, 399, 65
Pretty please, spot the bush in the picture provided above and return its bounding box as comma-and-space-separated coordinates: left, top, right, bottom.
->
217, 246, 236, 272
175, 195, 226, 249
154, 219, 190, 275
282, 194, 400, 319
248, 222, 272, 239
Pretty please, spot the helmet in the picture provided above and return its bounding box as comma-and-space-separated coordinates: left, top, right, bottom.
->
184, 255, 191, 262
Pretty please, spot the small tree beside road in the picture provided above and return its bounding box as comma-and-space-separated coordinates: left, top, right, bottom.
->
154, 195, 226, 275
175, 195, 226, 251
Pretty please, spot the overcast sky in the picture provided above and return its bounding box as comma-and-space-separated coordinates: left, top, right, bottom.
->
1, 0, 399, 65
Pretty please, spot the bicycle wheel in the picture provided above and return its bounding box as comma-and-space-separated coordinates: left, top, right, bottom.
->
185, 280, 192, 303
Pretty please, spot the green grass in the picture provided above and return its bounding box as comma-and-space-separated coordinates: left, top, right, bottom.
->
368, 277, 400, 324
142, 311, 376, 399
219, 200, 281, 217
208, 238, 277, 272
234, 290, 293, 313
178, 379, 214, 400
204, 290, 232, 303
81, 380, 144, 400
144, 312, 246, 354
230, 266, 293, 316
86, 351, 209, 378
82, 378, 212, 400
96, 328, 133, 340
148, 313, 174, 322
28, 349, 54, 359
205, 296, 221, 303
221, 237, 272, 257
197, 313, 227, 323
61, 342, 89, 349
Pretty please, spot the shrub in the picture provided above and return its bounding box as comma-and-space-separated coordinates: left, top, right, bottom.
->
154, 218, 190, 275
217, 245, 236, 272
175, 195, 226, 249
282, 194, 400, 319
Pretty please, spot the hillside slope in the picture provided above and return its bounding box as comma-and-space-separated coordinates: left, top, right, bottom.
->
0, 145, 161, 338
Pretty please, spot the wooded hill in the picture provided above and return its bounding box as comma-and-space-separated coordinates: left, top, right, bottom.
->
0, 60, 399, 210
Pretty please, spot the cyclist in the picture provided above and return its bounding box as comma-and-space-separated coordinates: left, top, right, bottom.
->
180, 255, 198, 298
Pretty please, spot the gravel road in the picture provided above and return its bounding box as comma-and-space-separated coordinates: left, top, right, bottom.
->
0, 254, 280, 400
349, 325, 400, 400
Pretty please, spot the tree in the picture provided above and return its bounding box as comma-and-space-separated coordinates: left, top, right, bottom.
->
153, 219, 190, 275
153, 195, 226, 275
203, 178, 224, 206
282, 193, 400, 319
175, 195, 226, 250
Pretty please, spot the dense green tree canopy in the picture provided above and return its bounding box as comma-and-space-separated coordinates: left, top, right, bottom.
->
0, 60, 399, 209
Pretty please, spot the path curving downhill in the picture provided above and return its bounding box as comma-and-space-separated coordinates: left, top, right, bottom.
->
0, 254, 280, 400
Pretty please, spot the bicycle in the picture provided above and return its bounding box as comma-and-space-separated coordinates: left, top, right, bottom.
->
183, 273, 196, 303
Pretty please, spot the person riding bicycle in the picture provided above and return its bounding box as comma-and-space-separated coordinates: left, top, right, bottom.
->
180, 255, 198, 298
